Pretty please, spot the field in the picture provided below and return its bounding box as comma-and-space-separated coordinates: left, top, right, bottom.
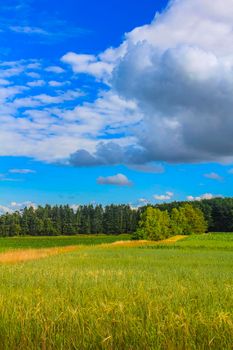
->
0, 234, 131, 252
0, 234, 232, 349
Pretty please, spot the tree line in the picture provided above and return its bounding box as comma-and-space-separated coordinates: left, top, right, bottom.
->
0, 197, 233, 237
154, 197, 233, 232
0, 204, 139, 237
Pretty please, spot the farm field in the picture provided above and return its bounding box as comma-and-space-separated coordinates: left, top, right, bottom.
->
0, 234, 232, 349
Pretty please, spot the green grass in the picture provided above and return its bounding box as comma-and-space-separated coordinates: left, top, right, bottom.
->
0, 234, 131, 252
0, 234, 232, 349
148, 233, 233, 251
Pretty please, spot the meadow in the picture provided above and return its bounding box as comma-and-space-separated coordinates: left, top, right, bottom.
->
149, 233, 233, 250
0, 234, 131, 252
0, 234, 232, 349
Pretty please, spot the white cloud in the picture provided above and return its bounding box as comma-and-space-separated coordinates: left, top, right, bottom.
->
204, 172, 223, 181
27, 80, 45, 87
27, 62, 41, 70
62, 52, 113, 81
138, 198, 150, 205
187, 193, 222, 201
10, 26, 48, 35
0, 85, 26, 101
97, 173, 132, 186
69, 204, 80, 212
33, 90, 83, 104
45, 66, 65, 74
0, 62, 25, 77
128, 163, 164, 173
63, 0, 233, 165
26, 72, 41, 79
10, 201, 37, 209
9, 169, 36, 174
153, 191, 174, 201
0, 79, 11, 86
0, 201, 37, 214
48, 81, 68, 87
12, 89, 83, 109
0, 173, 21, 182
1, 0, 233, 167
0, 205, 13, 214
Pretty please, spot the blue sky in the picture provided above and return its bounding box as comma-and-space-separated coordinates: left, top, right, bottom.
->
0, 0, 233, 211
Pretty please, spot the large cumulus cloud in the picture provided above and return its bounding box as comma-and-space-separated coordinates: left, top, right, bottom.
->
69, 142, 148, 166
113, 44, 233, 162
65, 0, 233, 165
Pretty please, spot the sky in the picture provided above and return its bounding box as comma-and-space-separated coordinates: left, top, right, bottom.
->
1, 0, 233, 212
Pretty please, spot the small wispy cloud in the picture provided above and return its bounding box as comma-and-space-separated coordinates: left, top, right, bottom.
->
204, 172, 223, 181
0, 201, 37, 214
0, 205, 13, 214
97, 173, 132, 186
0, 176, 21, 182
10, 201, 37, 209
1, 9, 90, 43
187, 193, 223, 201
48, 80, 68, 87
9, 26, 49, 35
27, 80, 45, 87
128, 163, 164, 174
153, 191, 174, 201
138, 198, 150, 205
9, 169, 36, 174
0, 78, 11, 86
45, 66, 65, 74
26, 72, 41, 79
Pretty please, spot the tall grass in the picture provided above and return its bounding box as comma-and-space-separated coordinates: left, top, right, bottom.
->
161, 233, 233, 250
0, 234, 131, 252
0, 246, 79, 264
0, 234, 232, 349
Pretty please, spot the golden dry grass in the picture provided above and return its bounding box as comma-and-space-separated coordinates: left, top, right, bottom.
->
102, 235, 186, 248
0, 235, 186, 264
0, 245, 79, 264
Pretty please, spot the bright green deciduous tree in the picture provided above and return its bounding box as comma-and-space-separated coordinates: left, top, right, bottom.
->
170, 204, 207, 235
134, 204, 207, 240
170, 207, 189, 235
179, 204, 208, 234
134, 207, 171, 241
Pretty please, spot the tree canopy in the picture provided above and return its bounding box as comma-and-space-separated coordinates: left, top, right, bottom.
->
0, 204, 139, 237
1, 197, 233, 237
134, 204, 207, 241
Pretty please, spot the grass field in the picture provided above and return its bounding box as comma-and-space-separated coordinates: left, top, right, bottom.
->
0, 234, 232, 349
0, 234, 131, 252
148, 233, 233, 250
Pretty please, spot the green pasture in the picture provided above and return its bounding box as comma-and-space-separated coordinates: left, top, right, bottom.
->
0, 233, 232, 349
148, 233, 233, 251
0, 234, 130, 252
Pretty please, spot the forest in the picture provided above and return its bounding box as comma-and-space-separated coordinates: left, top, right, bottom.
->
0, 204, 139, 237
0, 197, 233, 236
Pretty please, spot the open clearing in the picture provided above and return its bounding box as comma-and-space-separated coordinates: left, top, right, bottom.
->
0, 234, 232, 349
